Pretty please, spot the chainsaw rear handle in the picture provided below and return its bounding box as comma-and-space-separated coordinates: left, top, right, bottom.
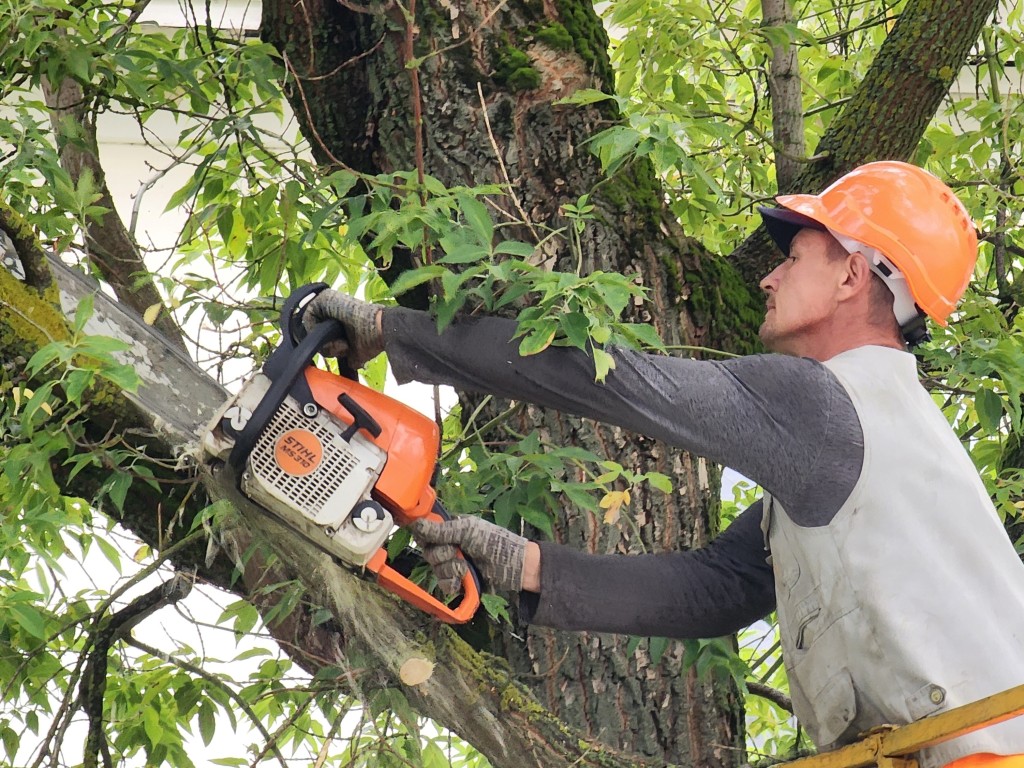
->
367, 504, 482, 624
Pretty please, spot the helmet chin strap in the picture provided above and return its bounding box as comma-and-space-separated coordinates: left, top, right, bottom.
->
827, 229, 929, 345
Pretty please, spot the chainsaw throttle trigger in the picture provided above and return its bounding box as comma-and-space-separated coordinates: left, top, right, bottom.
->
338, 393, 383, 442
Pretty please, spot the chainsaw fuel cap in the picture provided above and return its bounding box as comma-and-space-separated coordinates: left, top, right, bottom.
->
351, 500, 388, 533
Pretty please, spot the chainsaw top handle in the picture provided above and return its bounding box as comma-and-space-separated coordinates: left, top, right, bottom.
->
227, 284, 353, 471
281, 283, 361, 381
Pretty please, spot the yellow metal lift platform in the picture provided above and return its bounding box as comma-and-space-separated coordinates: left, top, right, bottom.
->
783, 684, 1024, 768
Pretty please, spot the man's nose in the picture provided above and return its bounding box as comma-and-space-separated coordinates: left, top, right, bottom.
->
760, 267, 780, 293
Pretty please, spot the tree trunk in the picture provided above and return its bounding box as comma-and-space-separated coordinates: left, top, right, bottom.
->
259, 0, 747, 763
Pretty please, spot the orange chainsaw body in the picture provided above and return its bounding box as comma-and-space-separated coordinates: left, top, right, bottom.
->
206, 284, 480, 625
306, 367, 439, 523
304, 368, 479, 624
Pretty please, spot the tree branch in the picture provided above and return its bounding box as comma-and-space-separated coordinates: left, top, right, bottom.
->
731, 0, 1000, 285
40, 72, 188, 351
747, 681, 793, 714
762, 0, 806, 193
80, 573, 194, 768
0, 202, 54, 291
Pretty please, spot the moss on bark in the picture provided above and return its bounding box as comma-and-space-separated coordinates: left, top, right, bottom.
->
551, 0, 613, 90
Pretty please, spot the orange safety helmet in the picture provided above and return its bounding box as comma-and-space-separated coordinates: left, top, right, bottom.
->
759, 161, 978, 328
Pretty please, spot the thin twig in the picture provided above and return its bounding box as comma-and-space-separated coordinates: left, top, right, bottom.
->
747, 681, 793, 713
476, 82, 541, 243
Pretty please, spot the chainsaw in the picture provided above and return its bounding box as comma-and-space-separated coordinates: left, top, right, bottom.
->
200, 284, 481, 624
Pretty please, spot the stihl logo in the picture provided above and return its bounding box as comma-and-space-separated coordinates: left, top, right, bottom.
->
275, 429, 323, 476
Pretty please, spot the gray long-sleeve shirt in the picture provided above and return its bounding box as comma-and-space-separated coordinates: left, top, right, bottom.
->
384, 308, 865, 638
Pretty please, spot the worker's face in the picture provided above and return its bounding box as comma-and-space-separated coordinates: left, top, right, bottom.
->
759, 229, 847, 355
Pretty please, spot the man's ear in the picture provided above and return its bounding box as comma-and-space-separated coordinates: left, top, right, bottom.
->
840, 251, 874, 297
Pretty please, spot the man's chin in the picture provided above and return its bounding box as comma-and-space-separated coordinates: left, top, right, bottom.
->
759, 324, 788, 354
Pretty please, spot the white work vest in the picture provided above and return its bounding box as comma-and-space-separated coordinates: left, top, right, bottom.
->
761, 345, 1024, 768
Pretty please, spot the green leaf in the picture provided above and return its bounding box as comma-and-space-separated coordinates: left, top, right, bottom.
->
73, 293, 95, 334
9, 604, 46, 639
645, 472, 674, 494
618, 322, 664, 350
198, 701, 216, 746
975, 388, 1004, 434
458, 194, 494, 246
559, 311, 590, 349
95, 536, 123, 573
480, 593, 510, 624
100, 363, 141, 392
438, 242, 488, 265
649, 636, 669, 665
105, 472, 133, 514
591, 324, 612, 344
233, 602, 259, 635
554, 88, 616, 106
493, 494, 516, 529
493, 240, 536, 257
64, 369, 94, 403
389, 265, 446, 297
425, 740, 457, 768
1, 725, 18, 759
142, 706, 163, 746
517, 504, 554, 539
27, 342, 67, 375
593, 348, 616, 382
556, 482, 601, 512
518, 321, 557, 356
76, 335, 131, 356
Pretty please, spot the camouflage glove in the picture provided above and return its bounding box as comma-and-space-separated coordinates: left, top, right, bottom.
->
410, 517, 527, 595
301, 289, 384, 368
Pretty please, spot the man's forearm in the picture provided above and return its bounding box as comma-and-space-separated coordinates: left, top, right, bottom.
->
522, 504, 776, 638
380, 307, 851, 502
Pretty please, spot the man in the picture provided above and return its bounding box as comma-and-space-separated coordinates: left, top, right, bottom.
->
305, 161, 1024, 768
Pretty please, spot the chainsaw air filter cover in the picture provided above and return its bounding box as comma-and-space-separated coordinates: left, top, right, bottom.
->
220, 374, 394, 567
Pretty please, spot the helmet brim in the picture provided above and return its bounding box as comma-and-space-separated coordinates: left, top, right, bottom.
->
758, 206, 827, 256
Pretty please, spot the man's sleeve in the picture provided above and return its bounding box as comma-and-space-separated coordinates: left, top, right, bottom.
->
384, 307, 860, 515
520, 501, 775, 637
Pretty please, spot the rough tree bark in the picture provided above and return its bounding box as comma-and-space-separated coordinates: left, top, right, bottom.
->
260, 0, 746, 763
